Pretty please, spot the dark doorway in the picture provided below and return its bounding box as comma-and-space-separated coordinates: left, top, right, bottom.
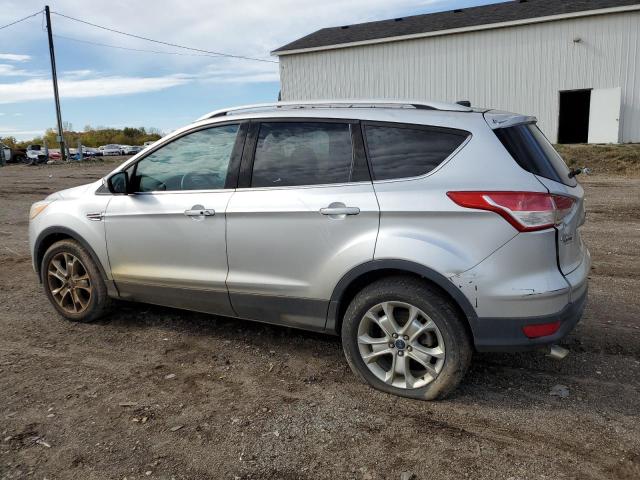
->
557, 89, 591, 144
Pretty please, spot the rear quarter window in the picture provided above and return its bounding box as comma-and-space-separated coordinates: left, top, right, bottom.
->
363, 124, 468, 181
494, 123, 577, 187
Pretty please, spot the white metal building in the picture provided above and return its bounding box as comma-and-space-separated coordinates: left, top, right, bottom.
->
273, 0, 640, 144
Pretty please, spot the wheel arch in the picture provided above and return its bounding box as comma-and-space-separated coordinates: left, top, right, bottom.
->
326, 260, 477, 339
34, 227, 113, 293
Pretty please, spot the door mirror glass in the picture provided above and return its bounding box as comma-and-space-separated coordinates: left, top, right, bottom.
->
107, 171, 129, 194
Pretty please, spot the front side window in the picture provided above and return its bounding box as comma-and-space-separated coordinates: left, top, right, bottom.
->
251, 122, 354, 188
364, 124, 468, 181
132, 124, 239, 192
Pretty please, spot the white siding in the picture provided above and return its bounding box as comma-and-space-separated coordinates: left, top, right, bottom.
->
279, 11, 640, 143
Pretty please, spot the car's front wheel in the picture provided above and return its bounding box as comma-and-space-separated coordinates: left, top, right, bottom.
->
341, 276, 472, 400
42, 239, 110, 322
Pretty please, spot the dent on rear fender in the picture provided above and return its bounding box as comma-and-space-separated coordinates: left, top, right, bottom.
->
450, 230, 571, 318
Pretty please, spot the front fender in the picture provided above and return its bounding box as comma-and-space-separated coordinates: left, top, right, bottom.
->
29, 191, 112, 282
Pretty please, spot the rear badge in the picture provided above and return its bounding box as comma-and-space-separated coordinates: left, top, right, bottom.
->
561, 232, 574, 243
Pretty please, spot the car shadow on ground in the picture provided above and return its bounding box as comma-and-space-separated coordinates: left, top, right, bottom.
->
91, 301, 640, 416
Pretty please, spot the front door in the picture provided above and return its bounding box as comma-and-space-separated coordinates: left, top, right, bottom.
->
226, 120, 379, 330
104, 123, 244, 315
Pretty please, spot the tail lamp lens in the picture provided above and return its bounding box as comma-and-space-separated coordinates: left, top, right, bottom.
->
522, 321, 561, 339
447, 191, 575, 232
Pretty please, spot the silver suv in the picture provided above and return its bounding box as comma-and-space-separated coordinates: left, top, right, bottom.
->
29, 100, 589, 400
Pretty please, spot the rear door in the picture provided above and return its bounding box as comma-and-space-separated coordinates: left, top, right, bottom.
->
225, 119, 379, 331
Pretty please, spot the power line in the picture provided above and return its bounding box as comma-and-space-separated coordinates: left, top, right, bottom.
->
53, 33, 225, 59
0, 9, 42, 30
53, 33, 221, 57
51, 11, 277, 64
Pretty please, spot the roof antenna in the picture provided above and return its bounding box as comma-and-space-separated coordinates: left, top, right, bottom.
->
456, 100, 471, 107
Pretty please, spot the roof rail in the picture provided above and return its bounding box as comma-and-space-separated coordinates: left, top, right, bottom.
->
195, 99, 472, 121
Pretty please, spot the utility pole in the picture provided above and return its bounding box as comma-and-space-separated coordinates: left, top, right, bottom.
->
44, 6, 66, 162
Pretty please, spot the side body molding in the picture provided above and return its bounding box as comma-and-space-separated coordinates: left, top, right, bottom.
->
326, 259, 478, 334
33, 226, 119, 297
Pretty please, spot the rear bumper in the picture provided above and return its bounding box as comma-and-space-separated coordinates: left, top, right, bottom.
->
471, 286, 588, 352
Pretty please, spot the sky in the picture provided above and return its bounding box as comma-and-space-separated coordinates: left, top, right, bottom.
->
0, 0, 509, 140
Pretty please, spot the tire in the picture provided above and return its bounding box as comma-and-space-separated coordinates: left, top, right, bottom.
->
41, 239, 111, 322
341, 276, 472, 400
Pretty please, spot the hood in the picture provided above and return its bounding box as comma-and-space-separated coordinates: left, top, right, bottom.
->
50, 180, 101, 201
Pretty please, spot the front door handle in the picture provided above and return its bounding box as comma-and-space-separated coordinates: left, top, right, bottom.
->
320, 203, 360, 216
184, 207, 215, 217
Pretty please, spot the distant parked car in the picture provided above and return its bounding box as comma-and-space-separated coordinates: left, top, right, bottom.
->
143, 141, 156, 149
26, 145, 48, 164
2, 146, 27, 163
83, 147, 100, 157
102, 144, 122, 156
48, 150, 61, 161
122, 145, 143, 155
0, 143, 10, 165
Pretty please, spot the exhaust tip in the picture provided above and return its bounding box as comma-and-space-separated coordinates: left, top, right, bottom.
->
547, 344, 569, 360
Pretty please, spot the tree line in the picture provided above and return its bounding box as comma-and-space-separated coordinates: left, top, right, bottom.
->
1, 125, 163, 149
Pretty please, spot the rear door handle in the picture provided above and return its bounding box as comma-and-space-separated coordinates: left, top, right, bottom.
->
184, 208, 215, 217
320, 205, 360, 216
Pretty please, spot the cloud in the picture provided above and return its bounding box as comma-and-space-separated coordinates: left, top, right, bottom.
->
0, 75, 190, 104
0, 126, 43, 137
62, 69, 95, 78
0, 53, 31, 62
0, 64, 42, 77
196, 60, 279, 84
0, 58, 280, 104
28, 0, 438, 71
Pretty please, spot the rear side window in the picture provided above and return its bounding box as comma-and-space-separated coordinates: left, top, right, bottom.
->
364, 124, 468, 181
494, 124, 576, 187
251, 122, 353, 187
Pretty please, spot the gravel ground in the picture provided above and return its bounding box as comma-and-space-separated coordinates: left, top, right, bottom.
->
0, 160, 639, 480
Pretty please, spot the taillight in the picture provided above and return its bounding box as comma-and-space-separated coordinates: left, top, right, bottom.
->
447, 191, 575, 232
522, 321, 561, 338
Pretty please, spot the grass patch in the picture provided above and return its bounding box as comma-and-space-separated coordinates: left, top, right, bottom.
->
555, 144, 640, 177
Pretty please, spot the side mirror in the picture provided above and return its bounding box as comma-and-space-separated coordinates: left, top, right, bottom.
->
107, 171, 129, 194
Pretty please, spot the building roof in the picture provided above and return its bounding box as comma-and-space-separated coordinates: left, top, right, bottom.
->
273, 0, 640, 54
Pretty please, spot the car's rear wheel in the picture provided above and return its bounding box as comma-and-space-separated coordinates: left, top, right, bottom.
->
42, 239, 110, 322
341, 276, 472, 400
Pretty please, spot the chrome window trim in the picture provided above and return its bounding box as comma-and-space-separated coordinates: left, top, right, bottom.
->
233, 180, 372, 193
127, 188, 236, 196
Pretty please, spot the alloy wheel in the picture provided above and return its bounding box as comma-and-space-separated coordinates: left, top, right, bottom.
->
357, 301, 445, 389
47, 252, 92, 314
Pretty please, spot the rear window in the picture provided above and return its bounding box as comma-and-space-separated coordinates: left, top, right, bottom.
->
363, 124, 468, 181
494, 123, 576, 187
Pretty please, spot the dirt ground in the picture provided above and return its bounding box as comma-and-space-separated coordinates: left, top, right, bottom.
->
1, 158, 639, 480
